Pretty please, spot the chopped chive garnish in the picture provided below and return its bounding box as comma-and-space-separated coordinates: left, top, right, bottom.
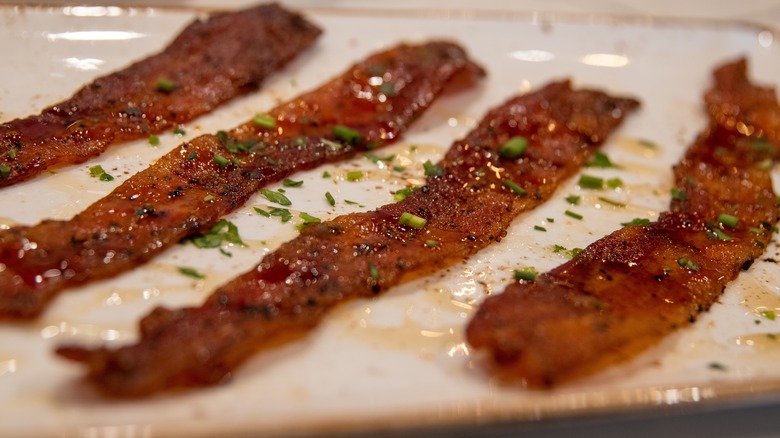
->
268, 207, 292, 223
254, 207, 270, 217
379, 82, 397, 96
155, 79, 175, 92
718, 213, 739, 228
597, 196, 625, 207
749, 227, 765, 234
578, 174, 604, 189
565, 210, 583, 220
332, 125, 361, 144
423, 160, 444, 177
213, 153, 229, 168
185, 219, 245, 249
0, 165, 10, 179
325, 191, 336, 206
148, 134, 160, 146
253, 114, 276, 129
708, 362, 727, 371
174, 126, 186, 136
677, 257, 700, 271
369, 263, 380, 280
534, 225, 547, 232
203, 194, 215, 202
7, 148, 18, 159
261, 188, 291, 206
514, 267, 538, 282
758, 158, 773, 170
88, 164, 114, 181
707, 225, 733, 241
621, 218, 650, 227
503, 179, 527, 196
322, 171, 331, 178
392, 165, 406, 172
671, 187, 687, 200
565, 195, 581, 205
425, 239, 439, 247
606, 177, 623, 188
299, 212, 321, 226
394, 187, 415, 201
760, 309, 776, 320
587, 151, 617, 168
399, 212, 427, 229
546, 218, 554, 223
346, 171, 364, 181
177, 266, 204, 279
282, 178, 303, 187
498, 136, 529, 159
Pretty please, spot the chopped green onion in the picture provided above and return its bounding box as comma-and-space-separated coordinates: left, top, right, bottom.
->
514, 267, 538, 282
253, 114, 276, 129
364, 152, 395, 164
88, 164, 114, 182
587, 151, 617, 168
424, 240, 439, 248
394, 187, 415, 201
707, 225, 733, 241
155, 79, 175, 92
177, 266, 204, 279
565, 210, 583, 220
606, 178, 623, 188
213, 153, 229, 168
268, 207, 292, 223
498, 136, 529, 159
708, 362, 727, 371
534, 225, 547, 232
565, 195, 581, 205
0, 165, 10, 179
503, 179, 527, 196
671, 187, 687, 200
546, 218, 554, 223
399, 212, 427, 229
148, 134, 160, 146
718, 213, 739, 228
261, 188, 291, 206
346, 171, 364, 181
332, 125, 361, 144
7, 148, 18, 159
621, 218, 650, 227
578, 174, 604, 189
322, 171, 331, 178
254, 207, 270, 217
174, 126, 186, 136
282, 178, 303, 187
325, 191, 336, 206
186, 219, 245, 249
392, 165, 406, 172
423, 160, 444, 177
760, 309, 776, 320
299, 212, 321, 226
749, 227, 765, 234
677, 257, 700, 271
369, 263, 380, 280
597, 196, 625, 208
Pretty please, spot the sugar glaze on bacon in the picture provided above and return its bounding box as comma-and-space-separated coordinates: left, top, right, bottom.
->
0, 41, 481, 319
0, 3, 321, 187
466, 59, 780, 387
57, 81, 639, 397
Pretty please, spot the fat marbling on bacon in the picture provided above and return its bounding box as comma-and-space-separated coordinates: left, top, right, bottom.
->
0, 3, 321, 187
57, 80, 639, 397
466, 58, 780, 387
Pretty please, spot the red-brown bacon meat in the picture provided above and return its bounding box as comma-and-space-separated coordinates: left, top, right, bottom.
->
57, 81, 639, 397
0, 42, 482, 319
0, 3, 321, 187
466, 58, 780, 387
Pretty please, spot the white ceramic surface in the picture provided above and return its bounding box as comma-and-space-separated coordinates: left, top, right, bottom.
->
1, 4, 780, 437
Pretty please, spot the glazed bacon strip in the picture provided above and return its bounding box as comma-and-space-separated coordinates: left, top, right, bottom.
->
0, 3, 321, 187
0, 41, 482, 319
57, 81, 639, 397
466, 59, 780, 387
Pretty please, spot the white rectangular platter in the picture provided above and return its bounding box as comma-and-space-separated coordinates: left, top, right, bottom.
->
1, 4, 779, 437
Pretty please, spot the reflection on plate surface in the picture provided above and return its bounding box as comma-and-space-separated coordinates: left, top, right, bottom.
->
0, 4, 779, 438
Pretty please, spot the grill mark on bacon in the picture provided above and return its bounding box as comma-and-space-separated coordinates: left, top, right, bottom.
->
466, 58, 780, 387
56, 81, 639, 397
0, 3, 321, 187
0, 42, 482, 319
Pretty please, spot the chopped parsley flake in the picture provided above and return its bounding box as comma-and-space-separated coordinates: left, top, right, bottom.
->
88, 165, 114, 182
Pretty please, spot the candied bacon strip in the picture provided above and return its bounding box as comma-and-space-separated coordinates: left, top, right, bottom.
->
57, 81, 639, 397
0, 3, 321, 187
466, 58, 780, 387
0, 41, 482, 319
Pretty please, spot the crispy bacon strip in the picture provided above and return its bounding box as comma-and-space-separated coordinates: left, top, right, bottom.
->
57, 81, 639, 397
466, 58, 780, 387
0, 42, 482, 319
0, 3, 321, 187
